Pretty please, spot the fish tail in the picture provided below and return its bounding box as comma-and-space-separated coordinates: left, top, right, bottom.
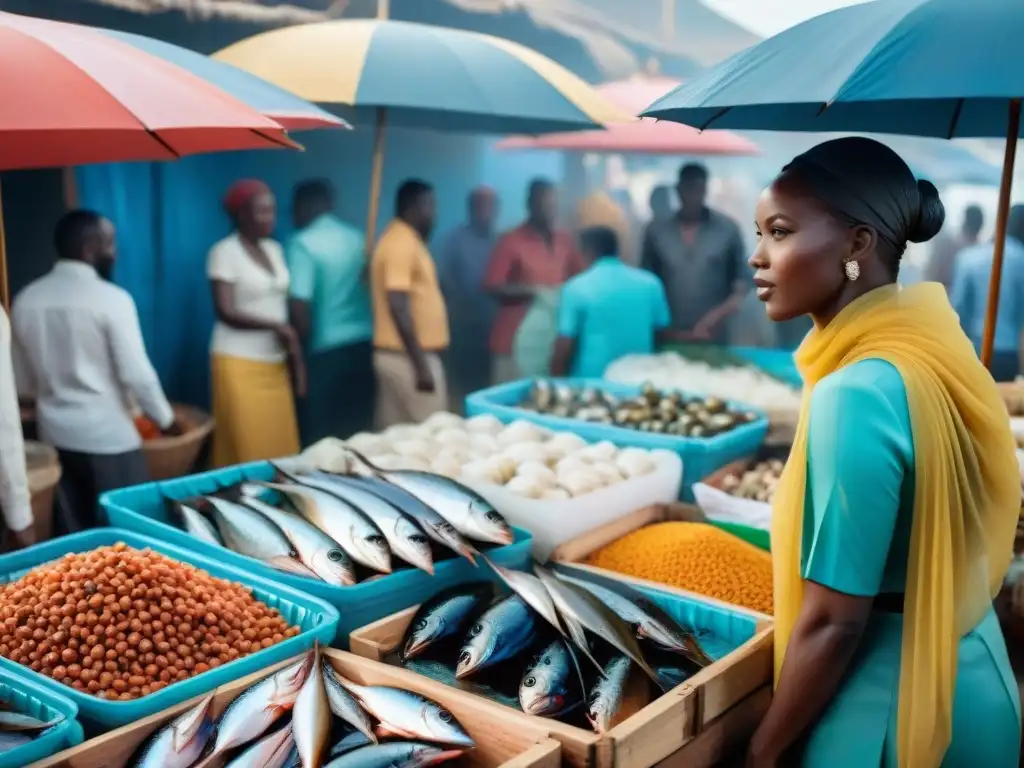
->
341, 447, 382, 475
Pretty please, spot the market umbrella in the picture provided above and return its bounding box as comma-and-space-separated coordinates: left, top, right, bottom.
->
497, 76, 759, 155
214, 7, 633, 249
642, 0, 1024, 367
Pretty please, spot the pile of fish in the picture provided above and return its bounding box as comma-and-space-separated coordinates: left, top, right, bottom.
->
130, 645, 475, 768
0, 702, 64, 756
168, 453, 514, 585
396, 564, 715, 733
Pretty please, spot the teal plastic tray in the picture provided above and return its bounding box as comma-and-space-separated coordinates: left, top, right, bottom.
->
0, 674, 84, 768
0, 528, 339, 730
101, 463, 534, 646
464, 378, 768, 501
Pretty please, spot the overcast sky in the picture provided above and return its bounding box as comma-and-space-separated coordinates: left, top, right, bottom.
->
701, 0, 872, 37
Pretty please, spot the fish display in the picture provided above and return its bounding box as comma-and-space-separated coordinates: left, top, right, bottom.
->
128, 695, 216, 768
0, 702, 65, 757
586, 655, 632, 733
323, 661, 377, 744
457, 596, 540, 679
169, 500, 223, 546
519, 640, 583, 716
401, 582, 497, 660
325, 741, 464, 768
225, 725, 295, 768
293, 646, 332, 768
205, 496, 295, 562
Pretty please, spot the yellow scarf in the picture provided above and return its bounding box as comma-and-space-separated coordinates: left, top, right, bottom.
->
772, 283, 1019, 768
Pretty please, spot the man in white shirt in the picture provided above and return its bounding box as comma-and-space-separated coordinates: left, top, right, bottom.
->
0, 306, 33, 549
13, 210, 178, 532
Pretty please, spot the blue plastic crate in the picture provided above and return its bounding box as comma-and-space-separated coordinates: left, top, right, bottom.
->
101, 463, 534, 646
0, 674, 83, 768
0, 528, 339, 731
464, 378, 768, 500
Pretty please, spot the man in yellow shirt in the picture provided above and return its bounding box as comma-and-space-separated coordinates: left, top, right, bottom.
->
371, 179, 450, 427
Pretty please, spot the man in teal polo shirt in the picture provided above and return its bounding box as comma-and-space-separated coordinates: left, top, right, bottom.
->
288, 179, 374, 444
550, 226, 672, 378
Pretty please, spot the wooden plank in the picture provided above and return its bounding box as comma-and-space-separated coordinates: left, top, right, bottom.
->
349, 605, 417, 661
655, 686, 771, 768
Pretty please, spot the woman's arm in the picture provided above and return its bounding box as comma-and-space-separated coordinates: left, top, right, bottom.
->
210, 280, 291, 336
747, 583, 873, 766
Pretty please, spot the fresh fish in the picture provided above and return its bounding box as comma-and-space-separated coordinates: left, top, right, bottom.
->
293, 646, 331, 768
533, 565, 660, 686
457, 595, 538, 679
171, 500, 223, 546
0, 711, 63, 731
339, 475, 478, 564
226, 724, 295, 768
347, 449, 513, 545
555, 571, 713, 667
587, 655, 632, 733
651, 659, 695, 691
519, 640, 583, 717
322, 661, 376, 744
329, 728, 375, 758
264, 482, 392, 574
333, 678, 475, 748
324, 742, 466, 768
205, 496, 294, 561
129, 695, 215, 768
401, 582, 496, 660
402, 659, 520, 708
280, 467, 435, 574
213, 654, 313, 756
268, 556, 321, 579
244, 497, 356, 586
0, 732, 32, 754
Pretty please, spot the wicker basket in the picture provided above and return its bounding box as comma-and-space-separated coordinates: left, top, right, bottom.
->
1, 440, 61, 550
141, 404, 215, 481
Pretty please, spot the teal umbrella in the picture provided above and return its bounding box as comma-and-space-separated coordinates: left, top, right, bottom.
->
643, 0, 1024, 367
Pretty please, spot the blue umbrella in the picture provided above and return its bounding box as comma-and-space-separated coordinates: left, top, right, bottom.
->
642, 0, 1024, 367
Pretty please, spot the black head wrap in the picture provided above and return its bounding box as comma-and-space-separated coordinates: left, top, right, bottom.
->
780, 137, 945, 261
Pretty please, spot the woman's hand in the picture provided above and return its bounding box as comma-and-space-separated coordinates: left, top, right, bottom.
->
745, 734, 779, 768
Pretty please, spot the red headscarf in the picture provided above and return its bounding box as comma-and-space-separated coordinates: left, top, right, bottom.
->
223, 179, 270, 218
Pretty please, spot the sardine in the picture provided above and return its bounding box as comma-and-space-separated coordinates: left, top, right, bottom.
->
264, 482, 392, 574
205, 496, 294, 561
329, 728, 375, 758
213, 654, 313, 756
279, 467, 435, 574
587, 655, 631, 733
171, 500, 222, 546
519, 640, 583, 717
0, 732, 32, 754
129, 695, 215, 768
333, 678, 475, 748
339, 475, 478, 564
293, 646, 331, 768
457, 595, 538, 679
0, 711, 63, 731
533, 565, 660, 686
555, 571, 713, 667
226, 724, 295, 768
243, 497, 356, 586
402, 659, 520, 708
325, 742, 465, 768
401, 582, 496, 660
322, 661, 376, 744
267, 556, 321, 580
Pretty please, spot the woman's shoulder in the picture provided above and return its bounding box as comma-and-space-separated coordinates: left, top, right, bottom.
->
208, 233, 242, 259
810, 358, 910, 427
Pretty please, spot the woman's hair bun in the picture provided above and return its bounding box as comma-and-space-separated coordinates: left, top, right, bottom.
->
909, 178, 945, 243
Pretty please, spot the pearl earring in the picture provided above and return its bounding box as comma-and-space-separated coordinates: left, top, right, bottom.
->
844, 260, 860, 281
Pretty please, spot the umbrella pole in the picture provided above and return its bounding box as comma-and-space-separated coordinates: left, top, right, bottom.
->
0, 177, 8, 312
980, 99, 1021, 369
363, 0, 390, 253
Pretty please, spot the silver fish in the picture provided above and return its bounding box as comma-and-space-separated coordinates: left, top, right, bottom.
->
282, 468, 435, 574
213, 654, 313, 756
340, 475, 478, 564
244, 497, 356, 586
325, 742, 465, 768
555, 572, 713, 667
334, 679, 475, 748
587, 655, 632, 733
402, 581, 496, 660
322, 661, 376, 744
130, 695, 215, 768
205, 496, 294, 561
174, 501, 222, 546
293, 646, 331, 768
267, 556, 321, 579
226, 724, 295, 768
0, 711, 63, 731
264, 482, 392, 574
457, 595, 538, 679
519, 640, 583, 717
283, 728, 373, 768
533, 565, 660, 686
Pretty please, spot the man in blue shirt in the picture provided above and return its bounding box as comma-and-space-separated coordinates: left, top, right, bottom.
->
950, 204, 1024, 382
550, 226, 671, 378
288, 180, 374, 443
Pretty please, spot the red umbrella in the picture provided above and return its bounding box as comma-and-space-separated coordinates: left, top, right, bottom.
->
497, 76, 759, 155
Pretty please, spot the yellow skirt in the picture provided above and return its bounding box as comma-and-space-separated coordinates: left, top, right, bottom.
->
210, 354, 300, 468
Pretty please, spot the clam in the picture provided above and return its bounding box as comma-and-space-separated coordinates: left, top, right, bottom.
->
531, 379, 553, 409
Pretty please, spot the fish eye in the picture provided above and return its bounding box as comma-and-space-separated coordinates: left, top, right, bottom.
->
327, 550, 345, 562
484, 511, 502, 522
469, 623, 482, 637
367, 535, 387, 547
438, 709, 453, 723
543, 657, 551, 666
410, 535, 428, 545
523, 676, 536, 688
414, 619, 428, 631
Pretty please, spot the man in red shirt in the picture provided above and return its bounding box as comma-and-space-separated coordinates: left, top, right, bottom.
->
484, 179, 583, 383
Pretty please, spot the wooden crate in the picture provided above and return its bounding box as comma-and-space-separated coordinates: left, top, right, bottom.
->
27, 650, 561, 768
349, 587, 772, 768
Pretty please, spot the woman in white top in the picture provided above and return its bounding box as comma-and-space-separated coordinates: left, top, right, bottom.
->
207, 179, 304, 467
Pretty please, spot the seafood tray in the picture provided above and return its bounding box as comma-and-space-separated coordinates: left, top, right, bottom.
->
27, 649, 561, 768
101, 462, 533, 645
464, 379, 767, 500
0, 674, 83, 768
348, 571, 772, 768
0, 529, 338, 731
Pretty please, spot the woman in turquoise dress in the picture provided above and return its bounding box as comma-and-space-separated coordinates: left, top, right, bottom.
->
745, 137, 1021, 767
